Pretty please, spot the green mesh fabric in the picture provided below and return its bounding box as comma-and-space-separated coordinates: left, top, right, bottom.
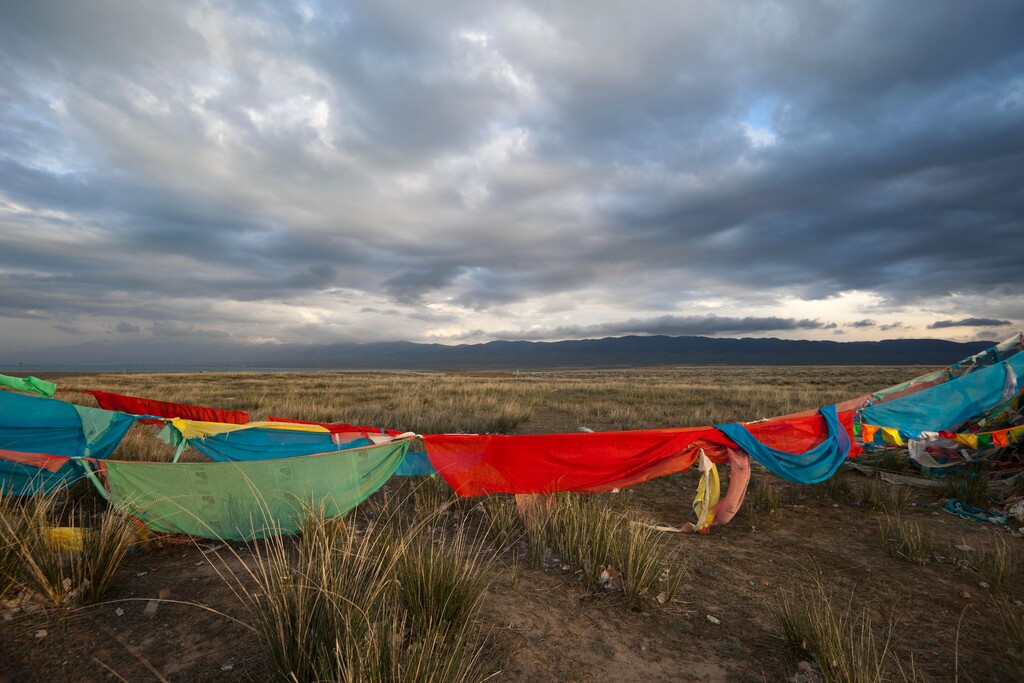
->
0, 374, 57, 397
72, 405, 120, 455
103, 440, 409, 540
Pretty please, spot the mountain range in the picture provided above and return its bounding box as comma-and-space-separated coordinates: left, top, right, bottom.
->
2, 335, 994, 371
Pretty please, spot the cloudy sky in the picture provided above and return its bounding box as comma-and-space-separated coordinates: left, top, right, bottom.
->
2, 1, 1023, 356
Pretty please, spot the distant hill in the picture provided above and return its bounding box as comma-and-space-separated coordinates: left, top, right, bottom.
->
3, 335, 995, 371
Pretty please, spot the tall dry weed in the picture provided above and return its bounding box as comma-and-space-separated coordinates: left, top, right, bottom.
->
236, 507, 498, 682
769, 579, 894, 683
879, 515, 933, 565
0, 492, 137, 605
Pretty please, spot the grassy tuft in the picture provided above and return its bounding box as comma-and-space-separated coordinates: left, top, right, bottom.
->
397, 526, 490, 633
976, 532, 1019, 594
549, 494, 620, 588
0, 509, 23, 598
879, 515, 933, 565
413, 476, 457, 519
874, 451, 912, 474
614, 518, 683, 610
482, 495, 523, 552
522, 500, 555, 569
999, 599, 1024, 664
940, 472, 991, 509
520, 493, 682, 608
810, 474, 854, 503
858, 478, 913, 514
769, 580, 893, 683
0, 493, 137, 606
243, 508, 497, 682
746, 476, 782, 523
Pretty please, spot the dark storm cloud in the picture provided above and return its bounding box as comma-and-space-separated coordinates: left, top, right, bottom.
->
383, 267, 467, 303
929, 318, 1012, 329
0, 0, 1022, 354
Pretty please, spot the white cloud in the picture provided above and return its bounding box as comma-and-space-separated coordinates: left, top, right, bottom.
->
742, 122, 777, 148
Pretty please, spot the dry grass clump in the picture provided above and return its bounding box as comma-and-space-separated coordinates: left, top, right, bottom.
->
976, 532, 1019, 594
239, 508, 498, 682
810, 473, 855, 503
614, 519, 681, 610
858, 478, 913, 514
745, 475, 782, 525
940, 472, 992, 509
0, 509, 23, 598
482, 495, 522, 552
398, 526, 490, 632
412, 476, 458, 519
871, 450, 913, 474
878, 515, 933, 565
521, 494, 682, 609
999, 599, 1024, 664
769, 580, 897, 683
0, 492, 137, 605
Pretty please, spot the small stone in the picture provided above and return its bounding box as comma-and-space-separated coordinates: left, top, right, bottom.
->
707, 615, 721, 625
221, 663, 235, 671
35, 629, 47, 639
761, 579, 770, 587
962, 591, 971, 600
657, 592, 668, 604
980, 581, 990, 589
115, 607, 125, 617
954, 544, 974, 553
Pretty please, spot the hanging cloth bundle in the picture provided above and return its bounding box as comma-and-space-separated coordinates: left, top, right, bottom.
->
715, 404, 851, 485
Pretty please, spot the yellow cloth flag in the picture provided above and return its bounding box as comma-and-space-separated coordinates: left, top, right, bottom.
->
691, 451, 721, 532
880, 427, 904, 446
954, 433, 979, 449
170, 418, 330, 440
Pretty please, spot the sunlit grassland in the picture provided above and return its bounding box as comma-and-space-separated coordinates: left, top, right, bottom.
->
54, 365, 926, 447
43, 365, 926, 462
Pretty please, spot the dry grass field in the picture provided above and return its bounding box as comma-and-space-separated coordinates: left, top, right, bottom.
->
1, 367, 1021, 682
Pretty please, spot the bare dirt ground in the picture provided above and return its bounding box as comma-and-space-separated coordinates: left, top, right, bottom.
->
2, 466, 1020, 682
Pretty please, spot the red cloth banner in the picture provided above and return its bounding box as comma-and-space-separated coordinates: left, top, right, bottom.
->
0, 448, 70, 472
423, 410, 858, 496
84, 390, 250, 425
